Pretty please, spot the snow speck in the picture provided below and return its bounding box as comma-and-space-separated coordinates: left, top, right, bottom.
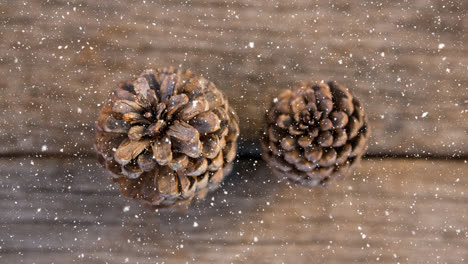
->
77, 107, 82, 114
380, 52, 385, 57
438, 43, 445, 49
249, 42, 255, 48
338, 59, 343, 65
253, 236, 259, 242
123, 205, 130, 212
37, 208, 41, 213
421, 112, 428, 118
41, 145, 48, 152
193, 221, 199, 227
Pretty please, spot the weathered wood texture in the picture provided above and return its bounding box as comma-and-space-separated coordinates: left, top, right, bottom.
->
1, 0, 467, 157
0, 158, 467, 263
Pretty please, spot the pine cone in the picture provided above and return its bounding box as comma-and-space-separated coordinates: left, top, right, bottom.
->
261, 81, 369, 187
94, 67, 239, 209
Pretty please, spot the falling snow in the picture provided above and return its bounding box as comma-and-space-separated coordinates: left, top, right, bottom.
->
1, 0, 466, 263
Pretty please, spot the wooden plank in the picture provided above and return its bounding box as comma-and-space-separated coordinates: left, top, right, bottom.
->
1, 0, 467, 157
0, 157, 467, 263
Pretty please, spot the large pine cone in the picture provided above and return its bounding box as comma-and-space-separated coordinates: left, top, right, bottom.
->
261, 81, 369, 187
94, 67, 239, 209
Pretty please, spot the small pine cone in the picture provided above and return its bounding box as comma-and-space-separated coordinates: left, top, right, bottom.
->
261, 81, 369, 187
94, 67, 239, 209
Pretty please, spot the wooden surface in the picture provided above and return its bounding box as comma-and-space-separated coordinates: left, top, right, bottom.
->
1, 0, 467, 157
1, 157, 467, 263
1, 1, 467, 263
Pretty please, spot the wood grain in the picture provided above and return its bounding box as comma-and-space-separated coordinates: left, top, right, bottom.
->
1, 0, 467, 157
0, 157, 467, 263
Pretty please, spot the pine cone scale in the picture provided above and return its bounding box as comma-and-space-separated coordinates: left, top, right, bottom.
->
114, 139, 150, 165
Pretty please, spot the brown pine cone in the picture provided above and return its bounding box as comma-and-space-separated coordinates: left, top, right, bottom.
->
261, 81, 369, 187
94, 67, 239, 209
